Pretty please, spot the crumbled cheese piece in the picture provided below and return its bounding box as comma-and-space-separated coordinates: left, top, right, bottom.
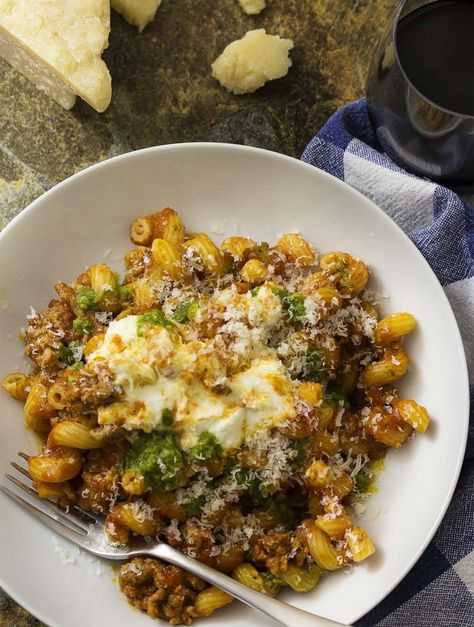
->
111, 0, 161, 31
212, 29, 293, 95
95, 311, 114, 324
182, 246, 204, 273
349, 453, 370, 479
0, 0, 111, 112
327, 451, 370, 481
127, 500, 155, 522
201, 477, 243, 521
218, 513, 264, 552
247, 431, 298, 490
52, 536, 78, 564
177, 473, 211, 506
238, 0, 266, 15
70, 343, 85, 362
165, 518, 182, 542
303, 296, 321, 326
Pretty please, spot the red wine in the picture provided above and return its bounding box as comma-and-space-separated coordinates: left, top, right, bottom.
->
396, 1, 474, 116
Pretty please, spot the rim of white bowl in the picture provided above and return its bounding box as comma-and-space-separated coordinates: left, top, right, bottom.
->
0, 142, 469, 626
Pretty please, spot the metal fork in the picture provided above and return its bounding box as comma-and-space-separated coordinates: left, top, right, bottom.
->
1, 452, 348, 627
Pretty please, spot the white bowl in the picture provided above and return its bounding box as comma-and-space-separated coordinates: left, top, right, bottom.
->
0, 143, 469, 627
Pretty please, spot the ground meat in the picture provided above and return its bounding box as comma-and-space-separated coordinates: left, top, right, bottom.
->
119, 557, 207, 625
78, 466, 119, 514
290, 525, 312, 567
56, 367, 120, 410
25, 299, 75, 369
249, 531, 292, 576
181, 521, 216, 565
338, 412, 386, 458
55, 280, 100, 318
77, 443, 127, 514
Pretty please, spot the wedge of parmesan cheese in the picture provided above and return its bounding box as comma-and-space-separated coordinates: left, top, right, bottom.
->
212, 29, 293, 95
238, 0, 266, 15
111, 0, 161, 32
0, 0, 111, 112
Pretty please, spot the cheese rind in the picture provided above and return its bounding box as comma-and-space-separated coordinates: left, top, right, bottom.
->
238, 0, 266, 15
0, 0, 111, 112
0, 26, 76, 109
111, 0, 161, 32
212, 29, 294, 95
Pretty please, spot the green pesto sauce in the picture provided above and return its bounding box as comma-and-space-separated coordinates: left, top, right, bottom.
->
293, 437, 309, 465
184, 494, 207, 517
75, 287, 100, 311
122, 431, 183, 491
255, 242, 271, 263
265, 494, 297, 529
136, 309, 172, 336
355, 470, 372, 493
325, 388, 351, 409
234, 467, 271, 503
354, 458, 384, 495
173, 300, 199, 323
72, 317, 93, 336
58, 340, 83, 365
333, 257, 348, 274
234, 466, 297, 528
246, 475, 273, 504
117, 285, 133, 301
261, 572, 283, 595
301, 348, 327, 382
161, 408, 174, 427
272, 287, 306, 324
191, 431, 222, 460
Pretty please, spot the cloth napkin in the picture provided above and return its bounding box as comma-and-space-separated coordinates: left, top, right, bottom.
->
302, 98, 474, 627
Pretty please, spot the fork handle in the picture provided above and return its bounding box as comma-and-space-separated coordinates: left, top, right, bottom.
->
147, 543, 347, 627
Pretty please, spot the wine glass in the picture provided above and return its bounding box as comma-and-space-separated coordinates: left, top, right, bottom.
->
366, 0, 474, 190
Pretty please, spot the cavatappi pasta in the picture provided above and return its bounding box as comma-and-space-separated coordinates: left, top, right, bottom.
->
3, 207, 429, 625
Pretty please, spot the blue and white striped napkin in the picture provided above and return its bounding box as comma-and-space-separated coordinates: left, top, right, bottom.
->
302, 98, 474, 627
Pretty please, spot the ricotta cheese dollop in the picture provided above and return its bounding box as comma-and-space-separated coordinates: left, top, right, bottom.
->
88, 314, 297, 450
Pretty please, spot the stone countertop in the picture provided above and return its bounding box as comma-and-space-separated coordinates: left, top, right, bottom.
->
0, 0, 392, 624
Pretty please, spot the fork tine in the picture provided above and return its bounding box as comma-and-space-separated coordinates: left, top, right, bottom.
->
69, 503, 101, 527
4, 473, 90, 534
17, 451, 30, 461
10, 460, 100, 527
0, 483, 88, 546
10, 461, 31, 480
5, 473, 38, 499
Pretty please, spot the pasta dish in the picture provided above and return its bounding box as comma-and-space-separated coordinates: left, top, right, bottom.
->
3, 208, 429, 624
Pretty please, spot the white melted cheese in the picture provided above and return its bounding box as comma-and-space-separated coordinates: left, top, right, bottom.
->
89, 315, 176, 388
231, 359, 295, 435
88, 314, 296, 450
